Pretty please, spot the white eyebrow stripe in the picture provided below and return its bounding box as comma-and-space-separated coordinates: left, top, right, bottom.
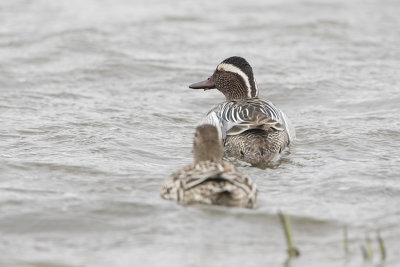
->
217, 63, 252, 98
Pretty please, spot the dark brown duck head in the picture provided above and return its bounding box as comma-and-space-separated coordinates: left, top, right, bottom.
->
193, 124, 223, 164
189, 56, 259, 101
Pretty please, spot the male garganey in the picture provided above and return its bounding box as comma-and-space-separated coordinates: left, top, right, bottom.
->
189, 56, 295, 165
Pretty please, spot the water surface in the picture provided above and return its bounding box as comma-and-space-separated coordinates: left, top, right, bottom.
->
1, 0, 400, 266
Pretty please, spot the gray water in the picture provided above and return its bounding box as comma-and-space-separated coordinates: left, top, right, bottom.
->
1, 0, 400, 266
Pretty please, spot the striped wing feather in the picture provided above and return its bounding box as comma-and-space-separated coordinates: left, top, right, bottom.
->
210, 99, 286, 137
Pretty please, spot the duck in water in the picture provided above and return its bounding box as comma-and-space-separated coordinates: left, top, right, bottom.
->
161, 124, 257, 208
189, 56, 295, 165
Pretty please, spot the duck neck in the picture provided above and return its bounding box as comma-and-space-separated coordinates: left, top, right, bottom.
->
194, 140, 223, 164
220, 85, 251, 101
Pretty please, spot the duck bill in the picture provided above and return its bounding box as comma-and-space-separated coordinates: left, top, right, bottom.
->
189, 76, 215, 90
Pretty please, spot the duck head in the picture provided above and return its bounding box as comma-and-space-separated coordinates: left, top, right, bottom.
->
193, 124, 223, 164
189, 56, 259, 101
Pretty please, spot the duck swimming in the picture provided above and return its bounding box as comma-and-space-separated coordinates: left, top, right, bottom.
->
189, 56, 295, 165
160, 124, 257, 208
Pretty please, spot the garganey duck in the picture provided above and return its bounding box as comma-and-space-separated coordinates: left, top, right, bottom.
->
160, 124, 258, 208
189, 56, 295, 165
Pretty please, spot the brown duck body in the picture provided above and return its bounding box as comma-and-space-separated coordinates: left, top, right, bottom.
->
161, 160, 257, 208
161, 124, 258, 208
225, 129, 289, 164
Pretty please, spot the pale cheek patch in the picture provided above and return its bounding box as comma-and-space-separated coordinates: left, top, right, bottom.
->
217, 63, 252, 98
